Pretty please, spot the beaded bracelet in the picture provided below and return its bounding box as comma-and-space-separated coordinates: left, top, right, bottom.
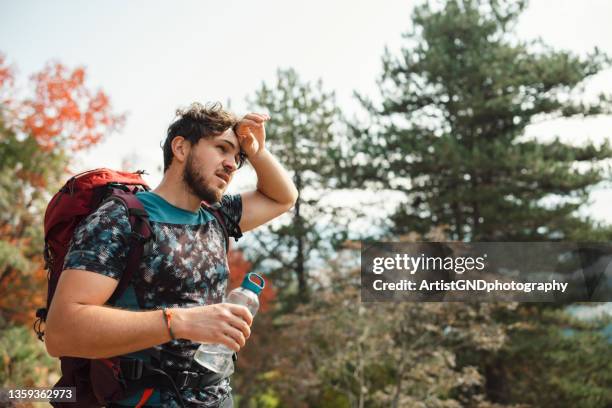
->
162, 308, 176, 341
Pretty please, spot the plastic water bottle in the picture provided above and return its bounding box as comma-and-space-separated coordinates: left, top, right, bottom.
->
194, 273, 265, 375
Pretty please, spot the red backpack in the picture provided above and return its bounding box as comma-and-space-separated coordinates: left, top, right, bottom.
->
37, 168, 152, 328
35, 168, 231, 408
34, 168, 158, 406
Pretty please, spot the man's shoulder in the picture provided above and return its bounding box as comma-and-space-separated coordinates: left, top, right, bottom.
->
217, 193, 242, 211
80, 197, 129, 225
71, 198, 130, 239
208, 194, 243, 239
64, 196, 134, 278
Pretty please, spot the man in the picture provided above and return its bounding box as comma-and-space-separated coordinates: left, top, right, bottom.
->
45, 102, 298, 407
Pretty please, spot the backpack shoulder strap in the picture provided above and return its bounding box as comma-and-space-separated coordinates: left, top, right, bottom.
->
104, 189, 152, 305
201, 203, 230, 252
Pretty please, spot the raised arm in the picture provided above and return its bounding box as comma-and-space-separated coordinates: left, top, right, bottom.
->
235, 113, 299, 232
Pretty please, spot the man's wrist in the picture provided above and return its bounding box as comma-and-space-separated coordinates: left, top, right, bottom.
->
167, 307, 186, 340
246, 148, 270, 167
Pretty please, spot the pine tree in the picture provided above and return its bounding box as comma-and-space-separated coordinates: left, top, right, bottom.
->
351, 0, 612, 241
245, 68, 351, 305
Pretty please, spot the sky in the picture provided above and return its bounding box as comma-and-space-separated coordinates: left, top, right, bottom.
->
1, 0, 611, 222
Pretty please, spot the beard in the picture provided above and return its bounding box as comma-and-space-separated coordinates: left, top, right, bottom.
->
183, 153, 223, 204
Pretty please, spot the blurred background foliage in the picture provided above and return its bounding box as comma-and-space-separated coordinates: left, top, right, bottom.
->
1, 0, 611, 407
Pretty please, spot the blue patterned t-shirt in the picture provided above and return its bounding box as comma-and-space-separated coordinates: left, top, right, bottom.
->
63, 191, 242, 407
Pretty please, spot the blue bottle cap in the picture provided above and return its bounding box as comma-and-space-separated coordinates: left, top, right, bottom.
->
241, 272, 265, 295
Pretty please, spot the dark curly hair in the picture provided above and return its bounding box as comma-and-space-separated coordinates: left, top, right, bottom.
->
163, 102, 238, 172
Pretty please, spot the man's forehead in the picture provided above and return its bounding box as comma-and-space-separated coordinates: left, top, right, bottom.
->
214, 128, 239, 150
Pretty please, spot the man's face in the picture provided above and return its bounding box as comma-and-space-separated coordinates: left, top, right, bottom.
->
182, 128, 241, 204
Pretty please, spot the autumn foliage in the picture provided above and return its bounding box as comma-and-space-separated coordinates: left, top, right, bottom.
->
0, 52, 124, 326
21, 60, 123, 152
0, 56, 13, 101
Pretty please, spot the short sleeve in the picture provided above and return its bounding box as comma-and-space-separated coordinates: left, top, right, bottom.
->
62, 199, 132, 280
217, 194, 243, 240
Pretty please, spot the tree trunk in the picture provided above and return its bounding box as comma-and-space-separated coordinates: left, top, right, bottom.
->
294, 173, 308, 302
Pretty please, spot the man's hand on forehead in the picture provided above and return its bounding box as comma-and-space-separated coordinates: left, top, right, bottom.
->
235, 113, 270, 159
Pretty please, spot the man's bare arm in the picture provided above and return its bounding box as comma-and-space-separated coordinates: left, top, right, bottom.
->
240, 149, 298, 232
235, 113, 299, 232
45, 269, 252, 359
